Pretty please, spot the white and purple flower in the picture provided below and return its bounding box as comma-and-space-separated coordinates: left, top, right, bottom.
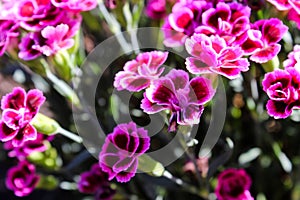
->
141, 69, 215, 131
114, 51, 168, 92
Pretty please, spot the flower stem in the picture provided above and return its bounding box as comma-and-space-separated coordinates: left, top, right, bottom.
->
123, 2, 140, 54
58, 127, 83, 143
163, 170, 206, 198
98, 1, 132, 53
40, 59, 80, 107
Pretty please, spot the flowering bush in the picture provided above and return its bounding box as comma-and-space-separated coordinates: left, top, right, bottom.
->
1, 0, 300, 200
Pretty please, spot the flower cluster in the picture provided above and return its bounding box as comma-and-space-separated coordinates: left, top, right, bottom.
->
141, 69, 215, 131
78, 164, 115, 200
215, 168, 254, 200
99, 122, 150, 183
114, 51, 215, 131
163, 1, 288, 71
267, 0, 300, 28
0, 87, 45, 147
0, 0, 97, 60
6, 161, 40, 197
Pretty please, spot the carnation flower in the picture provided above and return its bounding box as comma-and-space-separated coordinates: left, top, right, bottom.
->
0, 20, 19, 56
145, 0, 167, 19
51, 0, 97, 12
6, 161, 40, 197
215, 168, 254, 200
78, 164, 111, 194
35, 24, 75, 56
241, 18, 288, 63
283, 45, 300, 69
162, 0, 212, 47
266, 0, 291, 11
114, 51, 168, 92
141, 69, 215, 131
4, 133, 50, 160
196, 2, 251, 45
262, 68, 300, 119
185, 33, 249, 79
0, 87, 45, 147
288, 8, 300, 30
99, 122, 150, 182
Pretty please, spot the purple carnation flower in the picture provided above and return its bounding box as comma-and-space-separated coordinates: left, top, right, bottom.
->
95, 185, 116, 200
141, 69, 215, 131
215, 168, 254, 200
18, 32, 44, 60
114, 51, 168, 92
99, 122, 150, 183
79, 163, 115, 199
284, 45, 300, 69
6, 161, 40, 197
185, 33, 249, 79
262, 68, 300, 119
0, 87, 45, 147
241, 18, 288, 63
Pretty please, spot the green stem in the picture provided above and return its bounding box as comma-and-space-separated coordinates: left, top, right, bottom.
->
58, 127, 83, 143
163, 170, 206, 198
98, 1, 132, 53
123, 2, 140, 54
40, 59, 80, 107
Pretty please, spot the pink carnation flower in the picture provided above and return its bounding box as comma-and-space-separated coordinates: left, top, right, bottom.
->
162, 0, 212, 47
185, 33, 249, 79
215, 168, 254, 200
51, 0, 97, 12
6, 161, 40, 197
99, 122, 150, 183
18, 32, 44, 60
266, 0, 291, 11
4, 133, 50, 160
0, 20, 19, 56
283, 45, 300, 69
196, 2, 251, 45
145, 0, 167, 19
16, 0, 64, 32
35, 24, 75, 56
241, 18, 288, 63
0, 87, 45, 147
141, 69, 215, 131
262, 68, 300, 119
288, 8, 300, 29
114, 51, 168, 92
19, 23, 75, 59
